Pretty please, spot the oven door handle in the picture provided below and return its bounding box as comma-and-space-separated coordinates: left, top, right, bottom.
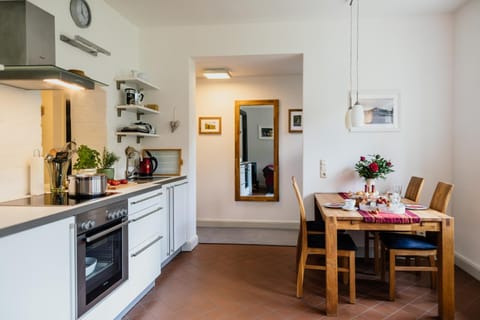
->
86, 220, 128, 243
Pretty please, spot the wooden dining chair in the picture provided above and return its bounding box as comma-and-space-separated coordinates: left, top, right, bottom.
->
292, 176, 357, 304
380, 181, 454, 301
365, 176, 425, 274
404, 176, 425, 202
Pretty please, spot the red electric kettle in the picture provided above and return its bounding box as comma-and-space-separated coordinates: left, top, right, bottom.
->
138, 150, 158, 177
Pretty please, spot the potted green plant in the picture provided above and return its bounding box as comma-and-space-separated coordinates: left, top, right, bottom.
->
73, 144, 100, 174
97, 147, 120, 179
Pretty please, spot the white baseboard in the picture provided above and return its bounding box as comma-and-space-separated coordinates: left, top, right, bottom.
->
197, 219, 298, 246
182, 234, 199, 251
455, 252, 480, 281
197, 219, 298, 230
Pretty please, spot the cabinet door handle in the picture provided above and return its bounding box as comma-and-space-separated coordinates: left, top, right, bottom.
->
175, 181, 188, 187
130, 192, 163, 205
131, 235, 163, 257
130, 207, 163, 222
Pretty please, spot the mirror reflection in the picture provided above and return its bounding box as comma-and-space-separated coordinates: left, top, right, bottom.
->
235, 99, 279, 201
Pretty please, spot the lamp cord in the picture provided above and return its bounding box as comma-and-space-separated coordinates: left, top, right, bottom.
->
349, 1, 353, 107
355, 0, 360, 104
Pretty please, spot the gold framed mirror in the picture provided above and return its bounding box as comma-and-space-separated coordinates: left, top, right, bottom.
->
235, 99, 279, 201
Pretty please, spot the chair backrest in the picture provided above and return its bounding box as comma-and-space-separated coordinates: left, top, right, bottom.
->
291, 176, 308, 246
404, 176, 425, 202
429, 182, 454, 213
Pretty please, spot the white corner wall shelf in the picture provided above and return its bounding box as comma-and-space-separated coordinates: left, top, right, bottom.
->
115, 132, 160, 144
115, 76, 160, 90
115, 105, 160, 120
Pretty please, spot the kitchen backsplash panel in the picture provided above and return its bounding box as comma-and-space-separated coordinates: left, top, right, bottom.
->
0, 86, 42, 201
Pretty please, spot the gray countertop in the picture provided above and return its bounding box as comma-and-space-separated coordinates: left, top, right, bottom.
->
0, 176, 186, 238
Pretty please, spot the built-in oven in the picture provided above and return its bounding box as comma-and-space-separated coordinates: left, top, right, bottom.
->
76, 200, 128, 318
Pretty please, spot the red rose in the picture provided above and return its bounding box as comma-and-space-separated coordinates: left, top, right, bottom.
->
369, 162, 379, 172
360, 156, 366, 161
387, 161, 392, 167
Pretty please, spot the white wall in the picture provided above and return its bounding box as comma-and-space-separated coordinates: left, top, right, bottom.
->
141, 15, 453, 232
0, 0, 141, 200
453, 0, 480, 279
196, 76, 303, 223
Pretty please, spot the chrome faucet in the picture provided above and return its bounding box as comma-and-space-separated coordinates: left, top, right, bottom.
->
125, 146, 141, 179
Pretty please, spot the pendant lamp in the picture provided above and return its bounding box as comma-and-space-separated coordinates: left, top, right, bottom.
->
348, 0, 364, 128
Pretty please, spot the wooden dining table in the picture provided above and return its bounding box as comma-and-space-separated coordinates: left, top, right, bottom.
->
314, 193, 455, 319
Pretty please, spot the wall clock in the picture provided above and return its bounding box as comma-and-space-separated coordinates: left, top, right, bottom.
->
70, 0, 91, 28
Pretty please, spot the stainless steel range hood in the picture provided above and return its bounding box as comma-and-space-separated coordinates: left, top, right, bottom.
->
0, 1, 102, 90
0, 65, 101, 90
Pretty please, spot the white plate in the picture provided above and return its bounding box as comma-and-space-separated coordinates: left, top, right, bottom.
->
324, 202, 344, 209
405, 204, 428, 210
85, 257, 97, 277
342, 206, 357, 211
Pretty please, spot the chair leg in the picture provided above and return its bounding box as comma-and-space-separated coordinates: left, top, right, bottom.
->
389, 250, 396, 301
429, 255, 437, 290
364, 231, 370, 263
381, 243, 386, 282
349, 251, 356, 304
296, 252, 307, 298
295, 232, 301, 272
374, 232, 380, 274
341, 256, 348, 285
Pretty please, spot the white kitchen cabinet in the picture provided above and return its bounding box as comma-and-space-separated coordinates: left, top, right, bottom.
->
162, 179, 188, 264
127, 187, 165, 299
0, 217, 75, 320
81, 188, 166, 320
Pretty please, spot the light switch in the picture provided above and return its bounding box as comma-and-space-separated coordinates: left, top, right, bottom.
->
320, 160, 327, 178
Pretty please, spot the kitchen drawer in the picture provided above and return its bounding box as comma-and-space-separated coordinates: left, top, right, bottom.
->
128, 187, 165, 213
129, 234, 162, 299
129, 204, 164, 250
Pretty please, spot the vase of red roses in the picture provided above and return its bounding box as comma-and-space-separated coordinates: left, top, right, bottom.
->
355, 154, 394, 193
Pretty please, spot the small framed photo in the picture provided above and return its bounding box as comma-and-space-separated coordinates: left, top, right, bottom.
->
198, 116, 222, 134
288, 109, 303, 133
258, 126, 273, 140
350, 92, 399, 132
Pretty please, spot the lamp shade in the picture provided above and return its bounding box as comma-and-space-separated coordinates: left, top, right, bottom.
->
350, 102, 364, 127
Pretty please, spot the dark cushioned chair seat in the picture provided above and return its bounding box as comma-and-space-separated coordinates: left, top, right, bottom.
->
381, 233, 437, 250
308, 233, 357, 251
306, 220, 325, 231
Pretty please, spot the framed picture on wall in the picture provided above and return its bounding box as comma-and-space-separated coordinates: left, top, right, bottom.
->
288, 109, 303, 133
258, 126, 274, 139
350, 92, 399, 132
198, 116, 222, 134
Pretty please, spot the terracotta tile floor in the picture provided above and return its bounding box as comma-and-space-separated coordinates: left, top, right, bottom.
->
123, 244, 480, 319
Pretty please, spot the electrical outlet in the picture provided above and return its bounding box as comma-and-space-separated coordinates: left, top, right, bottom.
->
320, 160, 327, 178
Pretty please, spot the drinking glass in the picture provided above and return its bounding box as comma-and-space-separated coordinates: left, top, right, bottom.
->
393, 185, 403, 197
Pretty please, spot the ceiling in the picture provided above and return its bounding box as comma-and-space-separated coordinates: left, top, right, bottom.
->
106, 0, 468, 28
104, 0, 467, 78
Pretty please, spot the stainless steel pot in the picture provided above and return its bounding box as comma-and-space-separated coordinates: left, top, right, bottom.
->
74, 174, 107, 197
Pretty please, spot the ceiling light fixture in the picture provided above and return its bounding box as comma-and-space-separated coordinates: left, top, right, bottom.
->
203, 68, 232, 79
347, 0, 364, 129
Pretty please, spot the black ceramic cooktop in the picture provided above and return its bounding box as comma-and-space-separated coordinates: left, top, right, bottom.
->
0, 192, 118, 206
